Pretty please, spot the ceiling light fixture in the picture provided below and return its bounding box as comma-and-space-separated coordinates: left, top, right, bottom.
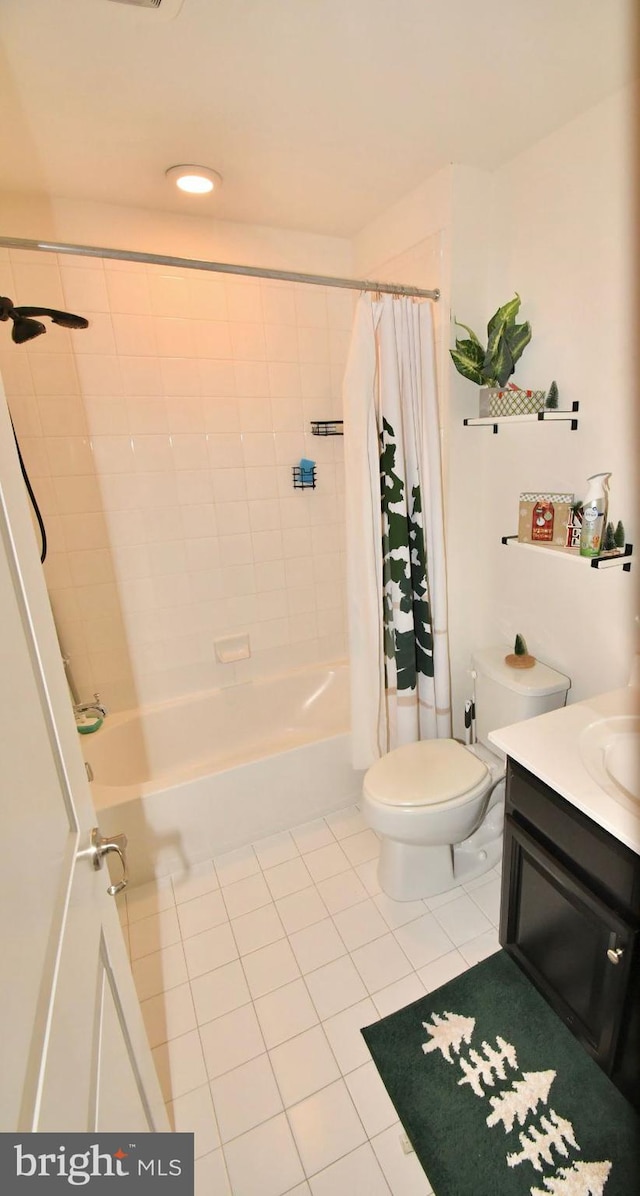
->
165, 165, 222, 195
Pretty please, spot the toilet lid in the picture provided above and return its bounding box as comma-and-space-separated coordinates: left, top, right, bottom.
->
363, 739, 489, 808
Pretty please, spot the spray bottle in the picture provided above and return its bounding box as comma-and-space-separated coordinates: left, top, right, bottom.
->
579, 472, 611, 557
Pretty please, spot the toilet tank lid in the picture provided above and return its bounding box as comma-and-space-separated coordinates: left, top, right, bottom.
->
363, 739, 488, 807
472, 647, 571, 698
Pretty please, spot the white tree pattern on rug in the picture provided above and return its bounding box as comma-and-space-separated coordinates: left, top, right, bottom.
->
421, 1012, 475, 1064
419, 1010, 613, 1194
530, 1160, 612, 1196
507, 1109, 580, 1171
486, 1070, 556, 1133
458, 1037, 519, 1097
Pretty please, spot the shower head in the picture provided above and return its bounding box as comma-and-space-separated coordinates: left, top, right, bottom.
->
11, 316, 47, 344
17, 306, 89, 330
0, 295, 89, 344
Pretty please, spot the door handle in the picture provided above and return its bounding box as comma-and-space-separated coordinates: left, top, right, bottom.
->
88, 827, 129, 896
606, 946, 624, 965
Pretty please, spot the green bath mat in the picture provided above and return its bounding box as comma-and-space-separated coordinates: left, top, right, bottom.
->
362, 951, 639, 1196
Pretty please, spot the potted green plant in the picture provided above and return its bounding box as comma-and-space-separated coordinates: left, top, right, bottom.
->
450, 294, 543, 416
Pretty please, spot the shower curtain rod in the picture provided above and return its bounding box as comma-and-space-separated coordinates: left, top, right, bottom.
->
0, 237, 440, 301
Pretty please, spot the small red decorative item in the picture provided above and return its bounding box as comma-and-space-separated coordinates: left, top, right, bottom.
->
532, 500, 554, 542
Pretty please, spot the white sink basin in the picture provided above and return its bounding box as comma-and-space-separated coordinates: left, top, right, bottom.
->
579, 715, 640, 813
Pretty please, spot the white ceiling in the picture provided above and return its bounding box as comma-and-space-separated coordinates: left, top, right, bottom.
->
0, 0, 635, 237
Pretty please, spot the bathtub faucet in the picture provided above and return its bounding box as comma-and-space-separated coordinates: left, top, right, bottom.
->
74, 692, 108, 719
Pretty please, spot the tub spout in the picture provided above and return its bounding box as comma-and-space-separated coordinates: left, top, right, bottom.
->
74, 692, 108, 719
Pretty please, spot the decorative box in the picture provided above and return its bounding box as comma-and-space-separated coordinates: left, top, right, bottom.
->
518, 492, 574, 547
479, 386, 546, 417
565, 506, 583, 550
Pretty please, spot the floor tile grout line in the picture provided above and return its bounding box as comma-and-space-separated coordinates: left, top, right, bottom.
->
210, 1043, 375, 1185
202, 893, 311, 1190
126, 806, 500, 1193
143, 951, 496, 1185
135, 936, 190, 1008
139, 871, 467, 1049
133, 908, 485, 1033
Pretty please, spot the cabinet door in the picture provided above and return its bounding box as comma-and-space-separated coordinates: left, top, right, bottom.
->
501, 814, 636, 1072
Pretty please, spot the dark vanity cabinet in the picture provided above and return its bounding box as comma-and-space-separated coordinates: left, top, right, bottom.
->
500, 759, 640, 1109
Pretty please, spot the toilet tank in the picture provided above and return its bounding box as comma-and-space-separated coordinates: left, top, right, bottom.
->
471, 646, 570, 752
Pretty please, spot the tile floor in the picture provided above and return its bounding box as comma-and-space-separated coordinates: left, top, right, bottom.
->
119, 805, 502, 1195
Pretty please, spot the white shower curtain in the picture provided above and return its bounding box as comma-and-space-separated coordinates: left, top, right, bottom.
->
344, 292, 451, 770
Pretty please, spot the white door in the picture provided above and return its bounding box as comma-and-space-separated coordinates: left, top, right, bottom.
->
0, 384, 168, 1134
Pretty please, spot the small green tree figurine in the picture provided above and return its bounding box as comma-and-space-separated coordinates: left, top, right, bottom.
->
603, 522, 616, 552
614, 520, 625, 548
545, 380, 559, 409
505, 634, 535, 669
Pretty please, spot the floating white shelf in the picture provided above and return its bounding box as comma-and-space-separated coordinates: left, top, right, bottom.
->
464, 402, 579, 433
501, 536, 633, 572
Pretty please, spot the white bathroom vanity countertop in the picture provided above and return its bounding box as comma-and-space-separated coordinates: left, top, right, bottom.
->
489, 685, 640, 856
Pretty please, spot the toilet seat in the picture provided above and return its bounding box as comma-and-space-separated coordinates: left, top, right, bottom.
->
363, 738, 489, 810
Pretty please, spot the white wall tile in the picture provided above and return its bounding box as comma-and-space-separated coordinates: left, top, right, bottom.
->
112, 313, 157, 357
75, 354, 122, 395
106, 270, 152, 315
233, 359, 270, 398
92, 434, 134, 474
230, 322, 266, 361
198, 358, 236, 397
187, 275, 228, 321
155, 317, 195, 358
251, 530, 284, 562
46, 435, 93, 477
202, 397, 240, 433
12, 262, 64, 308
73, 312, 115, 356
295, 287, 328, 327
120, 351, 163, 394
226, 283, 262, 323
268, 362, 301, 398
300, 362, 333, 400
160, 357, 200, 396
265, 323, 299, 362
218, 534, 253, 567
242, 431, 276, 468
261, 284, 296, 325
207, 433, 244, 469
298, 324, 330, 364
13, 249, 347, 710
245, 466, 280, 499
0, 351, 35, 397
30, 353, 80, 396
34, 395, 83, 439
176, 469, 213, 505
191, 319, 231, 359
149, 273, 190, 318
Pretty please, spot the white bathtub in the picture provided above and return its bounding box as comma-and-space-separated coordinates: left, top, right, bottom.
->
83, 662, 364, 885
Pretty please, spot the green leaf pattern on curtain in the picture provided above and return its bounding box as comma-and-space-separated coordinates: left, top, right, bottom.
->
380, 417, 434, 690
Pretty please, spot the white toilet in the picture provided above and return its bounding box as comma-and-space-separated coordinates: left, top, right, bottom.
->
362, 646, 570, 901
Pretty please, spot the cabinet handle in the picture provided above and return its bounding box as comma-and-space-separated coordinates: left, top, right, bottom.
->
606, 947, 624, 965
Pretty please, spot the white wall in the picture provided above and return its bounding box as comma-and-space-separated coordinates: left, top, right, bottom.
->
0, 192, 353, 275
468, 86, 638, 707
350, 85, 638, 730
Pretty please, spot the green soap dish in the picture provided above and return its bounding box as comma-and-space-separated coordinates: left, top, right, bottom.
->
76, 715, 103, 735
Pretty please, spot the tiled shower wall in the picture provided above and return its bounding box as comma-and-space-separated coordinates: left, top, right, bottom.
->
0, 247, 352, 711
